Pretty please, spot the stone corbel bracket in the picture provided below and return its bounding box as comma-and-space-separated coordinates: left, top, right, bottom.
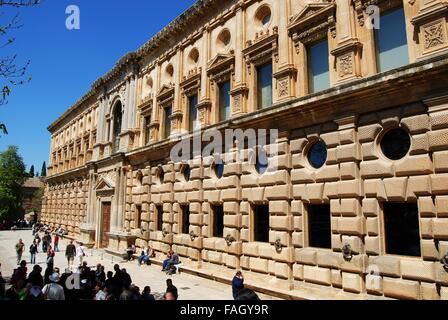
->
162, 227, 169, 237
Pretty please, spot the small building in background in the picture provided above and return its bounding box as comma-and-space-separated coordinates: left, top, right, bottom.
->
21, 177, 44, 221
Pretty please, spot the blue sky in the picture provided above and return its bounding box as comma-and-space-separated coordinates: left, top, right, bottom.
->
0, 0, 195, 172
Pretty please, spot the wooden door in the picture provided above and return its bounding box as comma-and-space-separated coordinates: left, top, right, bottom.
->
101, 202, 111, 248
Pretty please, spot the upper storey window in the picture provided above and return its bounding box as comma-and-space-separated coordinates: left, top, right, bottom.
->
188, 94, 198, 132
219, 81, 231, 121
375, 6, 409, 72
163, 105, 172, 139
112, 101, 123, 153
257, 63, 273, 109
308, 39, 330, 93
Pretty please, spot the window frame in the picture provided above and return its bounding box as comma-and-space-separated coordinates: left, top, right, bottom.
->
251, 204, 270, 243
381, 202, 422, 258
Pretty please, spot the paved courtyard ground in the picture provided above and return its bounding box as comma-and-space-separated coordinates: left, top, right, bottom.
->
0, 230, 279, 300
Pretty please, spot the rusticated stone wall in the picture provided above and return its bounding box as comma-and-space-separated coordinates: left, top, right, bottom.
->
41, 177, 89, 236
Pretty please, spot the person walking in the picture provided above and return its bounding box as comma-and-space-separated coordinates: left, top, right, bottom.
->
76, 242, 87, 266
232, 271, 245, 300
41, 233, 49, 253
15, 239, 25, 265
65, 240, 76, 269
53, 233, 60, 252
46, 245, 55, 267
29, 240, 38, 264
34, 233, 41, 248
42, 273, 65, 300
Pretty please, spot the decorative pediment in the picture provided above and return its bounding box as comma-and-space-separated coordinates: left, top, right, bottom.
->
95, 176, 115, 192
157, 84, 174, 98
242, 27, 279, 75
288, 2, 336, 52
207, 52, 235, 85
289, 3, 334, 25
207, 52, 235, 73
157, 84, 175, 106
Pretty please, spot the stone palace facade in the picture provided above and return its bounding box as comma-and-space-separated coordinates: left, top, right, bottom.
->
41, 0, 448, 299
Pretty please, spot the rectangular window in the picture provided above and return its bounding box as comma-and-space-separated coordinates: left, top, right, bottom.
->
188, 95, 198, 132
218, 81, 231, 121
253, 205, 270, 243
308, 38, 330, 93
375, 7, 409, 72
257, 63, 273, 109
163, 106, 172, 139
181, 205, 190, 235
156, 205, 163, 231
212, 205, 224, 238
383, 203, 420, 257
135, 205, 141, 229
308, 204, 331, 249
144, 115, 151, 145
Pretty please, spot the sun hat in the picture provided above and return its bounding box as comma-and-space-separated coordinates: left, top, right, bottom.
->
49, 272, 60, 282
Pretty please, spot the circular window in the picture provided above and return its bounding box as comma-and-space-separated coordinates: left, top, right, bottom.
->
217, 29, 231, 50
255, 149, 268, 175
308, 140, 327, 169
182, 164, 191, 182
213, 161, 224, 179
255, 5, 272, 28
146, 76, 153, 89
157, 168, 165, 185
166, 64, 174, 78
380, 127, 411, 160
188, 48, 199, 65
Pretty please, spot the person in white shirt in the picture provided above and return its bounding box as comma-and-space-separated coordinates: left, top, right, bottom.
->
42, 273, 65, 300
94, 283, 107, 300
76, 242, 87, 266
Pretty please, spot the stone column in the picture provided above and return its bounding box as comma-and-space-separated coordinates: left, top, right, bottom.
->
330, 0, 363, 84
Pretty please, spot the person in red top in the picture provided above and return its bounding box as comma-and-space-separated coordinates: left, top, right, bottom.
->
46, 245, 55, 267
54, 234, 60, 252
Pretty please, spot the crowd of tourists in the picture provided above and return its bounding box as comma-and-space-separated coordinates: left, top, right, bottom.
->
0, 224, 260, 301
0, 260, 178, 301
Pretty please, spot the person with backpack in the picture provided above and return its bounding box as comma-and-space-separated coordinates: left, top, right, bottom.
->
15, 239, 25, 265
76, 242, 87, 266
29, 240, 38, 264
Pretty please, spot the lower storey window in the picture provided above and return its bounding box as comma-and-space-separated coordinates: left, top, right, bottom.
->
181, 205, 190, 234
212, 205, 224, 238
253, 205, 269, 243
383, 202, 421, 257
308, 204, 331, 249
157, 205, 163, 231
